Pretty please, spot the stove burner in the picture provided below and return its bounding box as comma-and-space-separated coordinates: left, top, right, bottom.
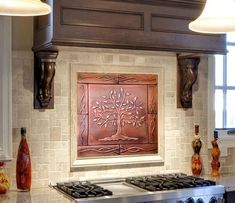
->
125, 173, 216, 192
55, 181, 113, 199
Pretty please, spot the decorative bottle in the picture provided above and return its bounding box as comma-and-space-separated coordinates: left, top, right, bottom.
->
16, 127, 31, 191
211, 131, 220, 177
0, 161, 10, 194
191, 125, 202, 176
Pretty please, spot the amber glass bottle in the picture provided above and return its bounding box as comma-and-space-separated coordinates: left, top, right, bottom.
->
16, 127, 31, 191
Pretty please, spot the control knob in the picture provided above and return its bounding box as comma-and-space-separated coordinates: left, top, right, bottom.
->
196, 198, 204, 203
185, 197, 195, 203
209, 197, 218, 203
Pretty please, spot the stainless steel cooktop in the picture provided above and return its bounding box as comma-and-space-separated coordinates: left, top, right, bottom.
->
53, 173, 225, 203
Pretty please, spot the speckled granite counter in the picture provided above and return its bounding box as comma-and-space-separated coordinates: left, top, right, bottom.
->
0, 187, 73, 203
206, 173, 235, 192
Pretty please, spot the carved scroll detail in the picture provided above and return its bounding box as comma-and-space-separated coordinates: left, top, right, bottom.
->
120, 144, 157, 155
149, 115, 157, 143
177, 56, 200, 108
78, 145, 119, 156
78, 115, 88, 146
77, 84, 88, 114
34, 51, 58, 109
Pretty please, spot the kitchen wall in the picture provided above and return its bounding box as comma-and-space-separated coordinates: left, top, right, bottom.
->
6, 17, 234, 189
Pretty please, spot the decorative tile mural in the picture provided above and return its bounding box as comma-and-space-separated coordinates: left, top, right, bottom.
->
77, 73, 158, 157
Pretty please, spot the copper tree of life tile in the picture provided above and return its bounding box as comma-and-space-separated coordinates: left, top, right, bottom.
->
77, 73, 158, 157
89, 85, 147, 143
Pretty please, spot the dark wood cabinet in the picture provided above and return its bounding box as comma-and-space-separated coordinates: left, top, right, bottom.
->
33, 0, 226, 54
33, 0, 226, 109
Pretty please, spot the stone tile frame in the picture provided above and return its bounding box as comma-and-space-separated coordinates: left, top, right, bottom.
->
70, 64, 165, 170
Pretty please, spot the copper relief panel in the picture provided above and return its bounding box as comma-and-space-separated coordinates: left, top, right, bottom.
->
77, 73, 158, 157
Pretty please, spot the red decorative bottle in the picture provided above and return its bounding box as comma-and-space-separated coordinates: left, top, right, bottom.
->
191, 125, 202, 176
211, 131, 220, 177
16, 127, 31, 191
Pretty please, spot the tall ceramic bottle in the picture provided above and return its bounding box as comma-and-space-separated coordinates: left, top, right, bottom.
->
211, 131, 220, 176
16, 127, 31, 191
191, 125, 202, 176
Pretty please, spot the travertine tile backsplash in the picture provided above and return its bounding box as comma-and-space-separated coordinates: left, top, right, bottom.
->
6, 47, 223, 189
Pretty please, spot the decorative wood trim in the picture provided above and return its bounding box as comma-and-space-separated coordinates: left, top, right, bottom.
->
103, 0, 205, 7
34, 51, 58, 109
0, 16, 12, 161
177, 55, 200, 108
33, 0, 226, 55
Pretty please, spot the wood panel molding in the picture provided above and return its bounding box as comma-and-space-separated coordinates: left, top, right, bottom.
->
103, 0, 205, 7
33, 0, 225, 54
61, 7, 144, 30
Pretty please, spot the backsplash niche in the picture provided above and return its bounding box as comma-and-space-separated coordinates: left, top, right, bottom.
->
70, 52, 165, 169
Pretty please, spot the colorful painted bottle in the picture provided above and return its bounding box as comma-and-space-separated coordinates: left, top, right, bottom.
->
0, 161, 10, 194
16, 127, 31, 191
211, 131, 220, 177
191, 125, 202, 176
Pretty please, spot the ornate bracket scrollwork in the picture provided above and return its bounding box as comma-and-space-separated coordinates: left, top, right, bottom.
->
177, 55, 200, 108
34, 51, 58, 109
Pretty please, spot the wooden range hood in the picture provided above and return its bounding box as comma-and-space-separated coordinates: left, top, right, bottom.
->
32, 0, 226, 109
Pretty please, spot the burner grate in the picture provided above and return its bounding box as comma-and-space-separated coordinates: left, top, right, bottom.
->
125, 173, 216, 192
55, 181, 113, 199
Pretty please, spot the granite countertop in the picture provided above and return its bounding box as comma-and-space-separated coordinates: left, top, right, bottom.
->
0, 187, 73, 203
205, 173, 235, 192
2, 174, 235, 203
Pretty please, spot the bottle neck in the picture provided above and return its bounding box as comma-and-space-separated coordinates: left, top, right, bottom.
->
21, 133, 26, 138
0, 161, 5, 170
194, 125, 201, 139
195, 125, 199, 134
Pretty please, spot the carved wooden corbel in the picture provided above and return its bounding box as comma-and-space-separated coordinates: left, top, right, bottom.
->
177, 55, 200, 108
34, 51, 58, 109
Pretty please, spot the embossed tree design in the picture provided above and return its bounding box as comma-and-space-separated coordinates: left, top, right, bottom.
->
92, 87, 146, 141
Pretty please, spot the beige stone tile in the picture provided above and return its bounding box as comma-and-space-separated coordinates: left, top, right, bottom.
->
50, 127, 61, 141
8, 49, 219, 188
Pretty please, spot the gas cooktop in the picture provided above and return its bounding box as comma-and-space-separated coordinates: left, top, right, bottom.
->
53, 173, 225, 203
